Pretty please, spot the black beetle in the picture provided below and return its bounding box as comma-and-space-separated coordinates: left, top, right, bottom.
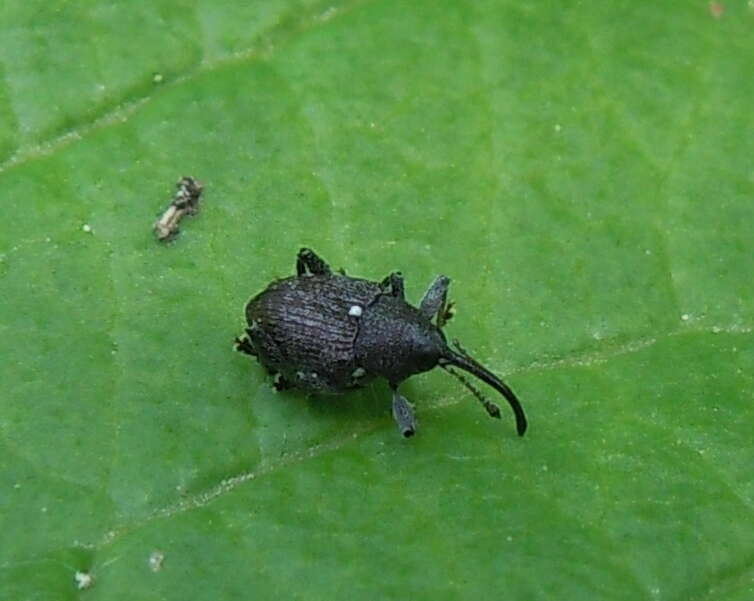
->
235, 248, 527, 438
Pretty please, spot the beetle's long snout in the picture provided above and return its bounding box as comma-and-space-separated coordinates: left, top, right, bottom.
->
439, 341, 527, 436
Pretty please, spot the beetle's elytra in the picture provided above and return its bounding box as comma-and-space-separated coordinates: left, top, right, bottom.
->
235, 248, 527, 438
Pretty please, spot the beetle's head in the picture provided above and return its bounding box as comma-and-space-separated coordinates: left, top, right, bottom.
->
408, 322, 448, 374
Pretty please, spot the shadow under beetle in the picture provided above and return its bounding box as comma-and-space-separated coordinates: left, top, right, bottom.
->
235, 248, 527, 438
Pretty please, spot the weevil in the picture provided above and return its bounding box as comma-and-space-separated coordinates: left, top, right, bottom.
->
235, 248, 527, 438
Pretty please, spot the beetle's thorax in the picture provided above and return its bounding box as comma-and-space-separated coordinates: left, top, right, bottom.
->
354, 294, 446, 385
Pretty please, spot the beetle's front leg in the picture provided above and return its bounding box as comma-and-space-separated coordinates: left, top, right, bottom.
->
380, 271, 404, 299
419, 275, 451, 326
391, 386, 417, 437
296, 247, 332, 276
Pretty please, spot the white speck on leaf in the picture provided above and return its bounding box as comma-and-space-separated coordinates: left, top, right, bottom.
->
149, 550, 165, 572
74, 571, 94, 590
82, 224, 92, 233
681, 314, 690, 321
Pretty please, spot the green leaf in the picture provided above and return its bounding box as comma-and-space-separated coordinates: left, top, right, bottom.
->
2, 1, 753, 599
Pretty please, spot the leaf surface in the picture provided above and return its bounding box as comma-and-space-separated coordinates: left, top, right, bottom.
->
2, 1, 753, 599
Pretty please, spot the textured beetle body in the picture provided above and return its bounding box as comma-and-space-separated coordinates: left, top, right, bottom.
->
236, 248, 528, 438
245, 274, 382, 393
354, 294, 446, 384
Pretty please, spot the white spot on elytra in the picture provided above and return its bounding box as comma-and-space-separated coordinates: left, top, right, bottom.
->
348, 305, 363, 317
351, 367, 366, 378
149, 550, 165, 572
74, 571, 94, 590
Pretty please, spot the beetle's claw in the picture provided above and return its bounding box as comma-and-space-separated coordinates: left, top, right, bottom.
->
273, 374, 294, 391
440, 301, 455, 325
234, 335, 257, 356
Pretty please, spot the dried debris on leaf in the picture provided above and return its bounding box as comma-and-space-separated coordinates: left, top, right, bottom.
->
154, 176, 203, 241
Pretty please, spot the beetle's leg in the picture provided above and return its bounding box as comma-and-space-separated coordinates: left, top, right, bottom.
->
380, 271, 405, 299
419, 275, 450, 325
234, 333, 257, 356
296, 248, 332, 276
273, 374, 295, 391
391, 386, 417, 438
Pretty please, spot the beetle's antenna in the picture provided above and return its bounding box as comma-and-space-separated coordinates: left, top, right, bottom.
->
439, 339, 527, 436
442, 365, 501, 418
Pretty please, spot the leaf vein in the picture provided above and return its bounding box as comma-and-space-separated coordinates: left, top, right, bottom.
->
0, 0, 373, 177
